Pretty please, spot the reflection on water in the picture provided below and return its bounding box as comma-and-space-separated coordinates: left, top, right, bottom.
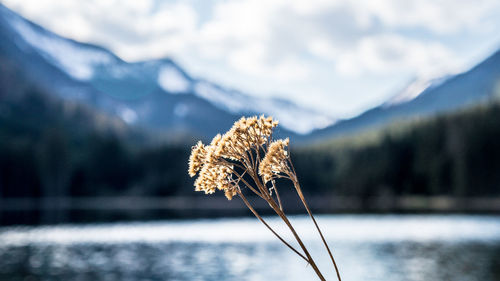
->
0, 215, 499, 281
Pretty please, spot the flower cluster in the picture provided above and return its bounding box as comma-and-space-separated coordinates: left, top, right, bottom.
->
194, 163, 234, 195
188, 115, 279, 200
188, 141, 207, 177
214, 115, 278, 161
258, 138, 290, 183
189, 137, 237, 199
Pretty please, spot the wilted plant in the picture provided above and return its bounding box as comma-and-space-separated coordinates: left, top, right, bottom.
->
188, 115, 341, 281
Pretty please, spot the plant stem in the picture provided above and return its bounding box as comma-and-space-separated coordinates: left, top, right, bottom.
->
286, 155, 342, 281
245, 171, 326, 281
292, 180, 342, 281
271, 180, 283, 211
237, 190, 308, 262
252, 175, 326, 281
268, 198, 326, 281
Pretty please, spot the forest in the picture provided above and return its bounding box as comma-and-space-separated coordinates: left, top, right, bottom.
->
1, 85, 500, 204
294, 103, 500, 198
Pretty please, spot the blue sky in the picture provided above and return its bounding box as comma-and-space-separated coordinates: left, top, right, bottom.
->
2, 0, 500, 118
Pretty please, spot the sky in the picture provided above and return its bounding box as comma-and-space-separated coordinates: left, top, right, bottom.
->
2, 0, 500, 118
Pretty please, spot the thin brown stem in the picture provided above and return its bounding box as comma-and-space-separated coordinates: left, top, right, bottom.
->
265, 195, 326, 281
219, 159, 245, 171
287, 154, 342, 280
291, 176, 342, 281
247, 147, 256, 171
237, 190, 308, 262
221, 160, 262, 199
271, 180, 283, 211
249, 169, 271, 201
250, 177, 326, 281
231, 169, 263, 198
244, 166, 326, 280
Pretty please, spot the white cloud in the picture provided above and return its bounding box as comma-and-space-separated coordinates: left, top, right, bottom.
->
187, 0, 499, 81
4, 0, 497, 72
335, 34, 455, 76
193, 0, 310, 81
356, 0, 500, 34
1, 0, 198, 61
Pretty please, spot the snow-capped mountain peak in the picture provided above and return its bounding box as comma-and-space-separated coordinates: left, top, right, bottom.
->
309, 49, 500, 142
7, 15, 115, 81
0, 3, 334, 136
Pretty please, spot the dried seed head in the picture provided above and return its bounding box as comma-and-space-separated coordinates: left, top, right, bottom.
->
212, 115, 278, 161
188, 141, 207, 177
194, 163, 232, 195
224, 186, 237, 200
258, 138, 290, 183
210, 133, 222, 146
189, 115, 280, 200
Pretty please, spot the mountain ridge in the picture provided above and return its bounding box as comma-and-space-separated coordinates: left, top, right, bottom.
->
0, 3, 333, 139
1, 3, 500, 144
307, 48, 500, 142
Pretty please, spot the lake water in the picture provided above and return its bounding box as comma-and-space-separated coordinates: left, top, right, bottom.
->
0, 215, 499, 281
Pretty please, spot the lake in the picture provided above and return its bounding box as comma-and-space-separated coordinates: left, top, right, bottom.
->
0, 215, 499, 281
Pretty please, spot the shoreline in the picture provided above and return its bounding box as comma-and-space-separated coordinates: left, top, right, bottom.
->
1, 195, 500, 225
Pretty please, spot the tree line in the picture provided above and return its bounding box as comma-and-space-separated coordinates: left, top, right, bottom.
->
1, 87, 500, 201
293, 102, 500, 198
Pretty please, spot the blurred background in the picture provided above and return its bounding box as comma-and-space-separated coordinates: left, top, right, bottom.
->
0, 0, 499, 280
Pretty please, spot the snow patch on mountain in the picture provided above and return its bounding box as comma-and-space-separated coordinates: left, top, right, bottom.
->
118, 106, 138, 124
250, 99, 335, 134
194, 81, 246, 112
384, 75, 452, 107
193, 81, 334, 134
386, 79, 432, 106
8, 17, 113, 80
1, 3, 335, 135
158, 66, 190, 93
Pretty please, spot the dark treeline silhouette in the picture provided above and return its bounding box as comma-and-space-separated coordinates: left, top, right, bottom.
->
0, 88, 192, 198
2, 95, 500, 200
293, 102, 500, 198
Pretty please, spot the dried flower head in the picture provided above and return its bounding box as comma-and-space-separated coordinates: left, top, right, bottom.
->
188, 141, 207, 177
224, 186, 237, 200
194, 163, 233, 193
258, 138, 290, 183
188, 115, 279, 200
214, 115, 278, 161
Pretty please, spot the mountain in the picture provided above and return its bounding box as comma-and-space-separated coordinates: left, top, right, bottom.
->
0, 3, 333, 142
309, 49, 500, 142
2, 3, 499, 145
0, 50, 143, 145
